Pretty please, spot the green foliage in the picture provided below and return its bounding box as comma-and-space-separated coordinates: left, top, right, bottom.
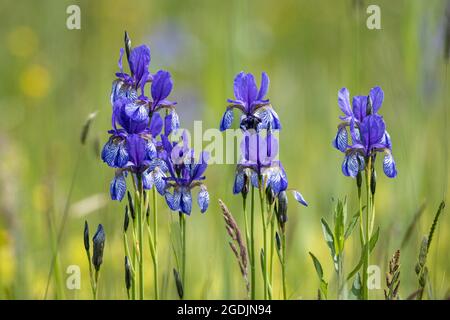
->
309, 252, 328, 300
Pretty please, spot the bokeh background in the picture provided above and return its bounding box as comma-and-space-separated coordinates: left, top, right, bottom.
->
0, 0, 449, 300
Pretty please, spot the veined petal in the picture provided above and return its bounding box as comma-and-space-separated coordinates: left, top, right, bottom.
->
180, 188, 192, 215
233, 170, 245, 194
197, 186, 209, 213
146, 140, 157, 160
342, 153, 360, 178
220, 108, 234, 131
110, 172, 127, 201
102, 138, 129, 168
292, 190, 308, 206
383, 151, 397, 178
338, 87, 352, 116
170, 110, 180, 134
153, 167, 167, 195
125, 101, 149, 123
165, 189, 181, 211
142, 170, 154, 190
369, 86, 384, 113
333, 127, 348, 152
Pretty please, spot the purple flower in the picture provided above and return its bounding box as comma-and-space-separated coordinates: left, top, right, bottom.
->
335, 86, 397, 179
158, 131, 209, 215
220, 72, 281, 131
232, 132, 307, 206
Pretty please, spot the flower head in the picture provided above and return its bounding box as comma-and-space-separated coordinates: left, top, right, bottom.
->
158, 131, 209, 215
220, 72, 281, 132
334, 86, 397, 178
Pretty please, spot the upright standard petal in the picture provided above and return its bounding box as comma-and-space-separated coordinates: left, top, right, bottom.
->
220, 108, 234, 131
110, 172, 127, 201
338, 87, 352, 116
151, 70, 173, 106
360, 115, 386, 147
149, 112, 163, 137
128, 45, 151, 84
369, 86, 384, 113
352, 95, 368, 122
197, 186, 209, 213
256, 72, 269, 101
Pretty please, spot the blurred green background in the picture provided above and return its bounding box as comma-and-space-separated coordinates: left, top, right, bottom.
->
0, 0, 449, 300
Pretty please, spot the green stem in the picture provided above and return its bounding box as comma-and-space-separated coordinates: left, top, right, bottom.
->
281, 231, 287, 300
179, 212, 186, 299
269, 206, 275, 294
94, 269, 100, 300
152, 187, 159, 300
363, 158, 372, 300
85, 250, 96, 299
250, 186, 256, 300
258, 180, 269, 300
136, 176, 145, 300
242, 195, 253, 299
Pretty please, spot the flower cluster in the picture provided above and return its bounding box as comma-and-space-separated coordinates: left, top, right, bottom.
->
220, 72, 307, 206
101, 33, 208, 215
333, 86, 397, 178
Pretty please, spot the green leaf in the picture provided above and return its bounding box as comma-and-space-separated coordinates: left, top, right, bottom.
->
334, 199, 346, 255
344, 211, 360, 240
309, 252, 324, 279
349, 273, 362, 300
369, 227, 380, 251
427, 201, 445, 253
321, 218, 335, 257
319, 279, 328, 300
346, 228, 379, 281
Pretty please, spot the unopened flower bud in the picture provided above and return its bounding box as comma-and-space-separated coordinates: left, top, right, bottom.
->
125, 256, 132, 290
92, 224, 106, 271
127, 191, 135, 220
124, 206, 130, 232
371, 167, 377, 195
83, 220, 90, 252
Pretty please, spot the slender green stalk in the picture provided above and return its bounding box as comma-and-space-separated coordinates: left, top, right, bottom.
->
242, 194, 254, 299
152, 187, 159, 300
179, 212, 187, 298
85, 250, 96, 299
363, 158, 372, 300
123, 233, 135, 299
269, 206, 275, 294
282, 234, 287, 300
136, 175, 145, 300
250, 186, 256, 299
94, 269, 100, 300
258, 180, 269, 300
131, 218, 137, 300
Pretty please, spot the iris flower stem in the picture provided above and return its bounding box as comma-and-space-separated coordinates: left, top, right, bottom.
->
179, 212, 187, 299
363, 158, 372, 300
123, 233, 135, 299
281, 231, 287, 300
258, 179, 269, 300
94, 269, 100, 300
242, 195, 253, 299
250, 186, 256, 300
268, 206, 275, 294
152, 187, 159, 300
85, 249, 96, 299
136, 175, 145, 300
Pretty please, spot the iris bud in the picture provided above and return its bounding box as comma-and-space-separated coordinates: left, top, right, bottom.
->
127, 191, 136, 220
124, 206, 130, 232
83, 221, 90, 252
277, 191, 288, 230
241, 171, 250, 199
371, 167, 377, 195
125, 256, 132, 290
92, 224, 106, 271
266, 186, 276, 206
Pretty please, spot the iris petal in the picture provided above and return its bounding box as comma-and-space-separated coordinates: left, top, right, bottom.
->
233, 170, 244, 194
383, 151, 397, 178
220, 109, 234, 131
333, 127, 348, 152
110, 173, 127, 201
292, 190, 308, 206
197, 186, 209, 213
338, 87, 352, 116
369, 86, 384, 113
180, 188, 192, 215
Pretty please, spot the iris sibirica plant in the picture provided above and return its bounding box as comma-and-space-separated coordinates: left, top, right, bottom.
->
220, 72, 307, 300
333, 86, 397, 299
101, 32, 208, 300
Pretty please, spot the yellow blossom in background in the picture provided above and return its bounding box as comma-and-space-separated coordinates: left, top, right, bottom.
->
20, 64, 51, 99
7, 26, 38, 58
